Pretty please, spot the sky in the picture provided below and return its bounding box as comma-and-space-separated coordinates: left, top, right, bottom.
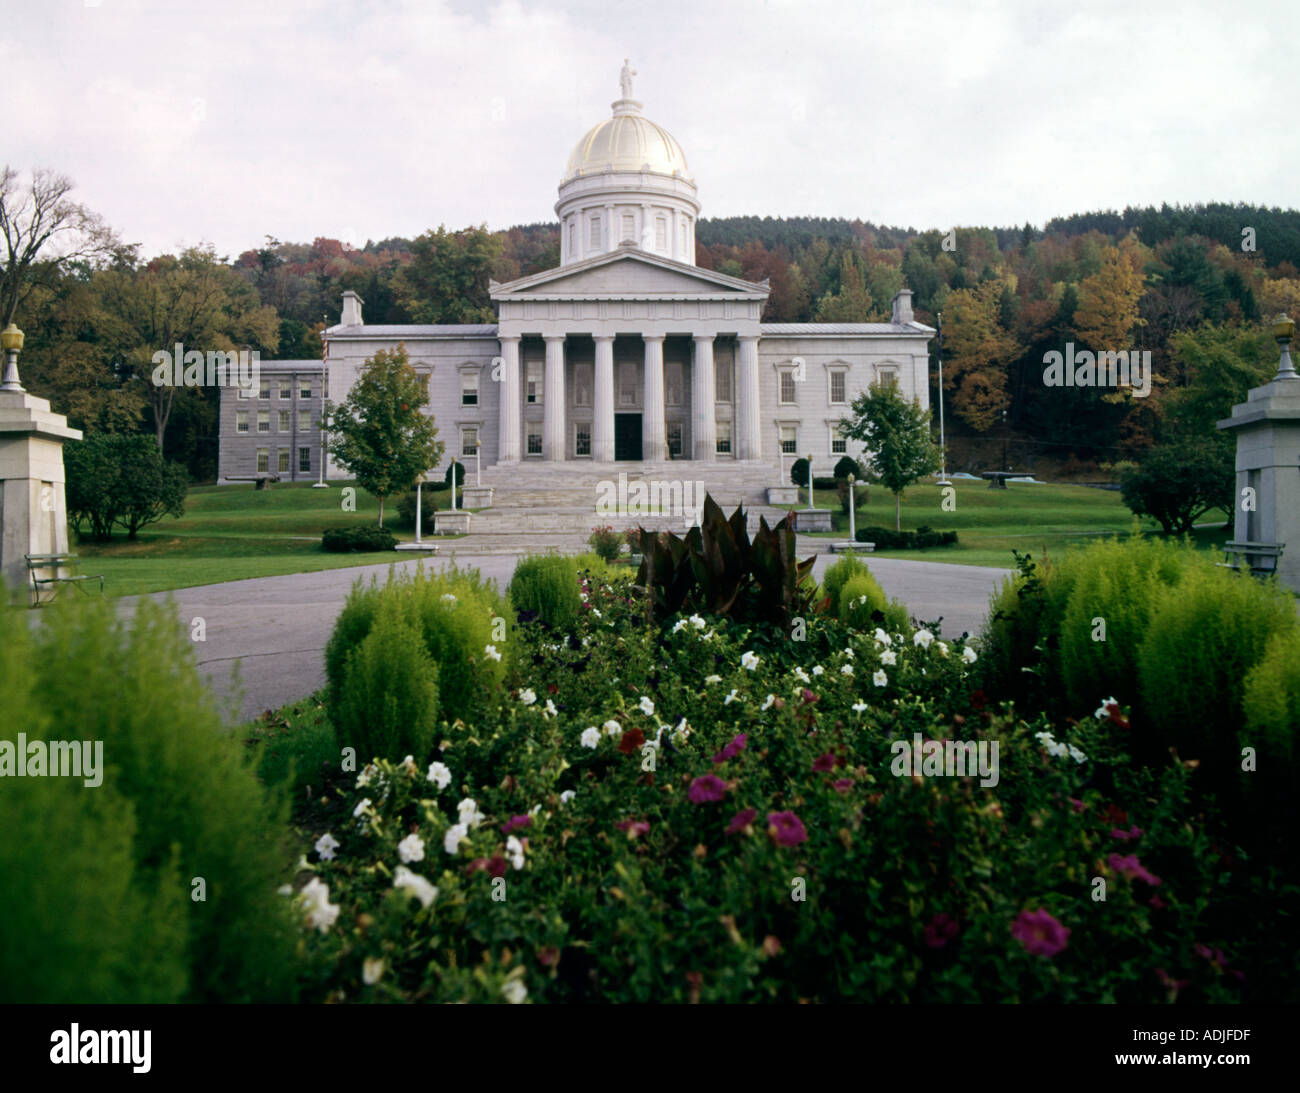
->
3, 0, 1295, 258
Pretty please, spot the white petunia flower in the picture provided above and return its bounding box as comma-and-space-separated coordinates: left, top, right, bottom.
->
580, 726, 601, 748
962, 646, 978, 664
501, 979, 528, 1004
880, 650, 897, 666
393, 865, 438, 908
761, 694, 776, 710
639, 696, 655, 716
1068, 744, 1088, 764
426, 761, 452, 790
363, 957, 385, 985
873, 669, 888, 687
519, 688, 537, 706
506, 835, 526, 871
443, 822, 469, 854
603, 719, 622, 736
840, 664, 854, 676
397, 833, 426, 863
873, 628, 892, 646
314, 833, 340, 861
559, 790, 576, 804
689, 614, 707, 630
672, 717, 691, 744
299, 877, 340, 934
793, 667, 811, 684
591, 607, 602, 619
457, 797, 485, 827
937, 642, 949, 657
852, 701, 869, 713
484, 644, 502, 662
356, 763, 377, 788
723, 689, 739, 705
913, 629, 934, 649
400, 755, 418, 776
544, 698, 558, 718
705, 674, 722, 685
1094, 697, 1119, 719
672, 619, 688, 634
353, 797, 372, 818
812, 665, 825, 677
844, 648, 855, 659
741, 650, 760, 671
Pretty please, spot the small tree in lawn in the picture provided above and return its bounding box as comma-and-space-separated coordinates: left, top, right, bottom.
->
840, 380, 941, 531
327, 345, 443, 528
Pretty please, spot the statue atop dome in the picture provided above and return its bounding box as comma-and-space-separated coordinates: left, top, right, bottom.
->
619, 58, 636, 99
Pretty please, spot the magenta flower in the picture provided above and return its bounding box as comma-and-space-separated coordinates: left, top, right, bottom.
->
689, 774, 728, 804
1108, 853, 1162, 886
1011, 909, 1070, 957
923, 913, 959, 949
615, 819, 650, 840
812, 753, 836, 773
766, 811, 807, 847
712, 733, 748, 765
725, 808, 756, 835
1110, 825, 1144, 840
500, 814, 532, 834
832, 777, 854, 794
1067, 797, 1087, 813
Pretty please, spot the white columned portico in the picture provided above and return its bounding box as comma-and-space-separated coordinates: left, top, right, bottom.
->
692, 334, 715, 460
593, 334, 615, 461
736, 334, 762, 460
642, 334, 666, 461
498, 335, 521, 461
543, 335, 566, 460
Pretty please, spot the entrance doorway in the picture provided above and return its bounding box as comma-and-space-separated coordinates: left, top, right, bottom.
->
614, 414, 642, 461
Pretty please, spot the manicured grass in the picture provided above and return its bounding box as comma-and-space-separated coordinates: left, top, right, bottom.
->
790, 480, 1231, 568
70, 479, 460, 597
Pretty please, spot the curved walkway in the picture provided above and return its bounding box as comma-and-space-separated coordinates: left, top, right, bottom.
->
120, 548, 1011, 723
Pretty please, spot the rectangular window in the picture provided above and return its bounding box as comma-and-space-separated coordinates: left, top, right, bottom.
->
299, 447, 311, 473
655, 216, 667, 250
299, 379, 313, 399
278, 410, 290, 432
575, 423, 591, 457
237, 383, 253, 399
831, 427, 847, 454
574, 364, 592, 407
667, 422, 683, 458
256, 448, 269, 472
779, 425, 798, 454
621, 212, 634, 242
278, 380, 291, 400
417, 373, 430, 402
526, 362, 543, 404
877, 367, 899, 389
258, 380, 271, 400
780, 371, 797, 404
257, 411, 270, 433
278, 448, 290, 473
568, 221, 576, 257
527, 431, 542, 456
715, 361, 732, 402
589, 217, 601, 249
619, 362, 636, 406
461, 427, 479, 457
716, 420, 732, 454
665, 361, 683, 406
462, 373, 478, 406
830, 371, 847, 404
236, 410, 249, 434
298, 409, 312, 431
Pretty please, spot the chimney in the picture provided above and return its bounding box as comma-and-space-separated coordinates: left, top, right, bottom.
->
341, 290, 364, 326
891, 289, 914, 326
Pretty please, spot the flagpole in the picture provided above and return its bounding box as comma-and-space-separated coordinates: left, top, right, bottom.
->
936, 311, 948, 485
313, 319, 330, 488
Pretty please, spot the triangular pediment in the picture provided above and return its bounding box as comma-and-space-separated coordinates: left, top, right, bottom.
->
491, 247, 768, 300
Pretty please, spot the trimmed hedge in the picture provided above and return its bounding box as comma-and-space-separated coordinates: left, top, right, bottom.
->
322, 525, 397, 552
855, 525, 958, 550
509, 554, 582, 630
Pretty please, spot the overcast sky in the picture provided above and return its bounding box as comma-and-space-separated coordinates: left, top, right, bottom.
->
4, 0, 1295, 258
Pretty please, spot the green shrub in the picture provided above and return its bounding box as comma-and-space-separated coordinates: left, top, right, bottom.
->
396, 488, 439, 529
445, 461, 466, 488
839, 572, 909, 632
588, 526, 624, 563
510, 554, 582, 630
822, 554, 869, 616
1058, 536, 1190, 713
1242, 628, 1300, 770
833, 455, 863, 480
1138, 566, 1299, 766
856, 525, 958, 549
322, 525, 397, 552
790, 457, 810, 488
333, 602, 439, 762
12, 595, 298, 1002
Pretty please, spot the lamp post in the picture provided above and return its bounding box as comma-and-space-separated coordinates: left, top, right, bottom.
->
415, 477, 425, 543
936, 311, 947, 483
847, 472, 856, 544
806, 453, 814, 511
777, 427, 784, 485
1001, 407, 1008, 473
313, 323, 330, 487
1, 323, 26, 392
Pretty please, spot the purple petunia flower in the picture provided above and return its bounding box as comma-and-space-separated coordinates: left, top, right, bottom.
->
712, 733, 748, 765
1011, 909, 1070, 957
766, 811, 807, 847
1108, 853, 1162, 886
812, 753, 836, 773
725, 808, 757, 835
923, 913, 960, 949
615, 819, 650, 839
832, 778, 854, 794
1110, 825, 1144, 841
500, 814, 532, 834
689, 774, 728, 804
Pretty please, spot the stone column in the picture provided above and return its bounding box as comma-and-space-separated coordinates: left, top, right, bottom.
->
692, 335, 716, 461
497, 335, 521, 462
736, 334, 762, 460
542, 335, 566, 461
642, 335, 666, 461
593, 335, 615, 462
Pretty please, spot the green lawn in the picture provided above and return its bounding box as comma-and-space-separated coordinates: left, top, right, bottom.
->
792, 479, 1231, 568
70, 479, 459, 598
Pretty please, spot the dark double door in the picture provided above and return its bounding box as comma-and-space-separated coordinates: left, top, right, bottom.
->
614, 414, 642, 461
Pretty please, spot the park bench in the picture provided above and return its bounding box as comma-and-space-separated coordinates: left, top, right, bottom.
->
1219, 540, 1284, 578
979, 471, 1036, 490
25, 553, 104, 606
225, 474, 281, 490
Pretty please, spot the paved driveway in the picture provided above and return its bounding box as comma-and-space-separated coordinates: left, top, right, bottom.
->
120, 548, 1009, 723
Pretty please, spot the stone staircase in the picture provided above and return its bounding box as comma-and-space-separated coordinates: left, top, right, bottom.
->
460, 460, 799, 538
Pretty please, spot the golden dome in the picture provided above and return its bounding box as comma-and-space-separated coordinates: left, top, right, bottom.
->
562, 101, 691, 184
